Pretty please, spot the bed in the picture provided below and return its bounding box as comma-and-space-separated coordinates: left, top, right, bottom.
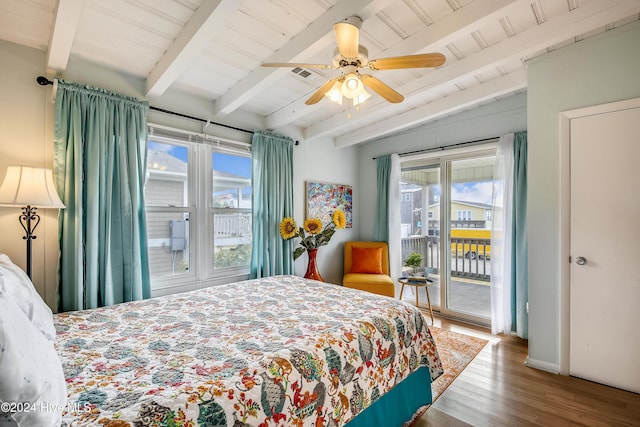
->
1, 257, 443, 427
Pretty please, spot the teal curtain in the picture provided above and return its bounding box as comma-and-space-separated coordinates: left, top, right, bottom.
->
375, 155, 391, 242
512, 131, 528, 338
250, 130, 294, 278
53, 80, 150, 312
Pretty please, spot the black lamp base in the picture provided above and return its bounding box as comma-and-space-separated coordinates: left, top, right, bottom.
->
18, 205, 40, 280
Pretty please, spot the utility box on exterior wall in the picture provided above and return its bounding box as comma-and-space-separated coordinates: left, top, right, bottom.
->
169, 220, 186, 251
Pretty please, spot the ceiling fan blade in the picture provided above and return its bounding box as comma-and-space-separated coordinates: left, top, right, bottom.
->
334, 20, 360, 58
261, 62, 334, 70
305, 79, 338, 105
360, 75, 404, 103
368, 53, 446, 70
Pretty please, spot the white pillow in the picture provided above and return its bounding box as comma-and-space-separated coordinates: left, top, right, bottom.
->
0, 295, 67, 427
0, 254, 56, 341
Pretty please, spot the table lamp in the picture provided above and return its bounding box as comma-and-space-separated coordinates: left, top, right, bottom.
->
0, 166, 65, 279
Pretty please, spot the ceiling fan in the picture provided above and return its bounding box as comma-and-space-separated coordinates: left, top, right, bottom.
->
262, 16, 446, 106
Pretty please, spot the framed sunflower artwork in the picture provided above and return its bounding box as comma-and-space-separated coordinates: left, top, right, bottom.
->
306, 181, 353, 228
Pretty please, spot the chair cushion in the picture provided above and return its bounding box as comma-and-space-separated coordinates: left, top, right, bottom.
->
343, 273, 395, 297
343, 273, 393, 286
350, 247, 384, 274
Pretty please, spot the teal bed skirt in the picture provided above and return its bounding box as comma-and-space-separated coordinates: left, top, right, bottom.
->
344, 366, 432, 427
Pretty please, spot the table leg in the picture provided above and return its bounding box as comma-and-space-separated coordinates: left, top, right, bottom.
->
415, 286, 419, 307
399, 283, 405, 300
425, 286, 434, 324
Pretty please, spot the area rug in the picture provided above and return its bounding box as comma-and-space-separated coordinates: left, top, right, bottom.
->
404, 325, 488, 426
428, 326, 488, 401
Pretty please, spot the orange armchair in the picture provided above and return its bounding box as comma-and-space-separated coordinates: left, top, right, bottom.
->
343, 241, 395, 298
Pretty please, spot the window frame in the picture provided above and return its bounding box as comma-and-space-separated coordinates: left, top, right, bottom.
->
145, 127, 252, 294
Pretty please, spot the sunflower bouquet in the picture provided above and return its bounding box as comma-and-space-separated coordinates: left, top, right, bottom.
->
279, 209, 347, 260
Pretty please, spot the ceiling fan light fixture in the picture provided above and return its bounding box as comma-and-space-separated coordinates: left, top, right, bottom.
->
342, 73, 364, 99
324, 81, 343, 105
352, 89, 371, 106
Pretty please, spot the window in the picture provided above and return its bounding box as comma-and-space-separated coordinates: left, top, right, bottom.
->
145, 141, 192, 279
211, 152, 252, 270
457, 210, 472, 221
144, 127, 251, 290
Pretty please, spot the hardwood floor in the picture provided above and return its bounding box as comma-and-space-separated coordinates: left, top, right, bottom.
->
414, 315, 640, 427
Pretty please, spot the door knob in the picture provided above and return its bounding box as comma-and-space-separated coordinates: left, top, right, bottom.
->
575, 256, 587, 265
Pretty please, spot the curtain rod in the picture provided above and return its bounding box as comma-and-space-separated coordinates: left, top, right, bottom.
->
372, 136, 500, 160
36, 76, 254, 135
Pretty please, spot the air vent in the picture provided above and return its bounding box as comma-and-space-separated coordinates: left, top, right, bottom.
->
291, 67, 320, 84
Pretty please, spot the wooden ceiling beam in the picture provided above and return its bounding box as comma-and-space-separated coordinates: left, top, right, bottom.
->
145, 0, 237, 97
47, 0, 85, 73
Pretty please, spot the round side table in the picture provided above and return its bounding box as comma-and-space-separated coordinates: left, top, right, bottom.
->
398, 277, 434, 323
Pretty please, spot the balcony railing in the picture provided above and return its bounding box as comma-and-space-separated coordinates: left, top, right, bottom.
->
214, 213, 251, 238
401, 235, 490, 282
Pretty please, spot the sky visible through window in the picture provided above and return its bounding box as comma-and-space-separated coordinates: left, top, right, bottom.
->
148, 141, 186, 161
452, 182, 495, 205
405, 181, 501, 206
148, 141, 251, 178
213, 152, 251, 178
148, 140, 251, 201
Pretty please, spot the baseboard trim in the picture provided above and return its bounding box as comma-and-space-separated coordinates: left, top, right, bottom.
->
525, 356, 560, 374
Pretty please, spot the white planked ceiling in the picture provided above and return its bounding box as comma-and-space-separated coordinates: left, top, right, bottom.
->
1, 0, 639, 147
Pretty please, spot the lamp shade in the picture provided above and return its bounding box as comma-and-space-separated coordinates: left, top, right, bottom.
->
353, 89, 371, 106
324, 80, 343, 105
341, 73, 364, 99
0, 166, 65, 208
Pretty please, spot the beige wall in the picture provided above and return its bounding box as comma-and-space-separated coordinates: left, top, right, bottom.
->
0, 40, 59, 309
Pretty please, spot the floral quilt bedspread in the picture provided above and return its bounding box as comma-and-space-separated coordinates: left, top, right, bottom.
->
55, 275, 443, 426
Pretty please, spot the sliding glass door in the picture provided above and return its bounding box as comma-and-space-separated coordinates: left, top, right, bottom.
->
400, 148, 495, 324
400, 162, 441, 308
446, 156, 495, 319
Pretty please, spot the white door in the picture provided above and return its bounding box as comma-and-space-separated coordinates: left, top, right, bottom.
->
569, 104, 640, 393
